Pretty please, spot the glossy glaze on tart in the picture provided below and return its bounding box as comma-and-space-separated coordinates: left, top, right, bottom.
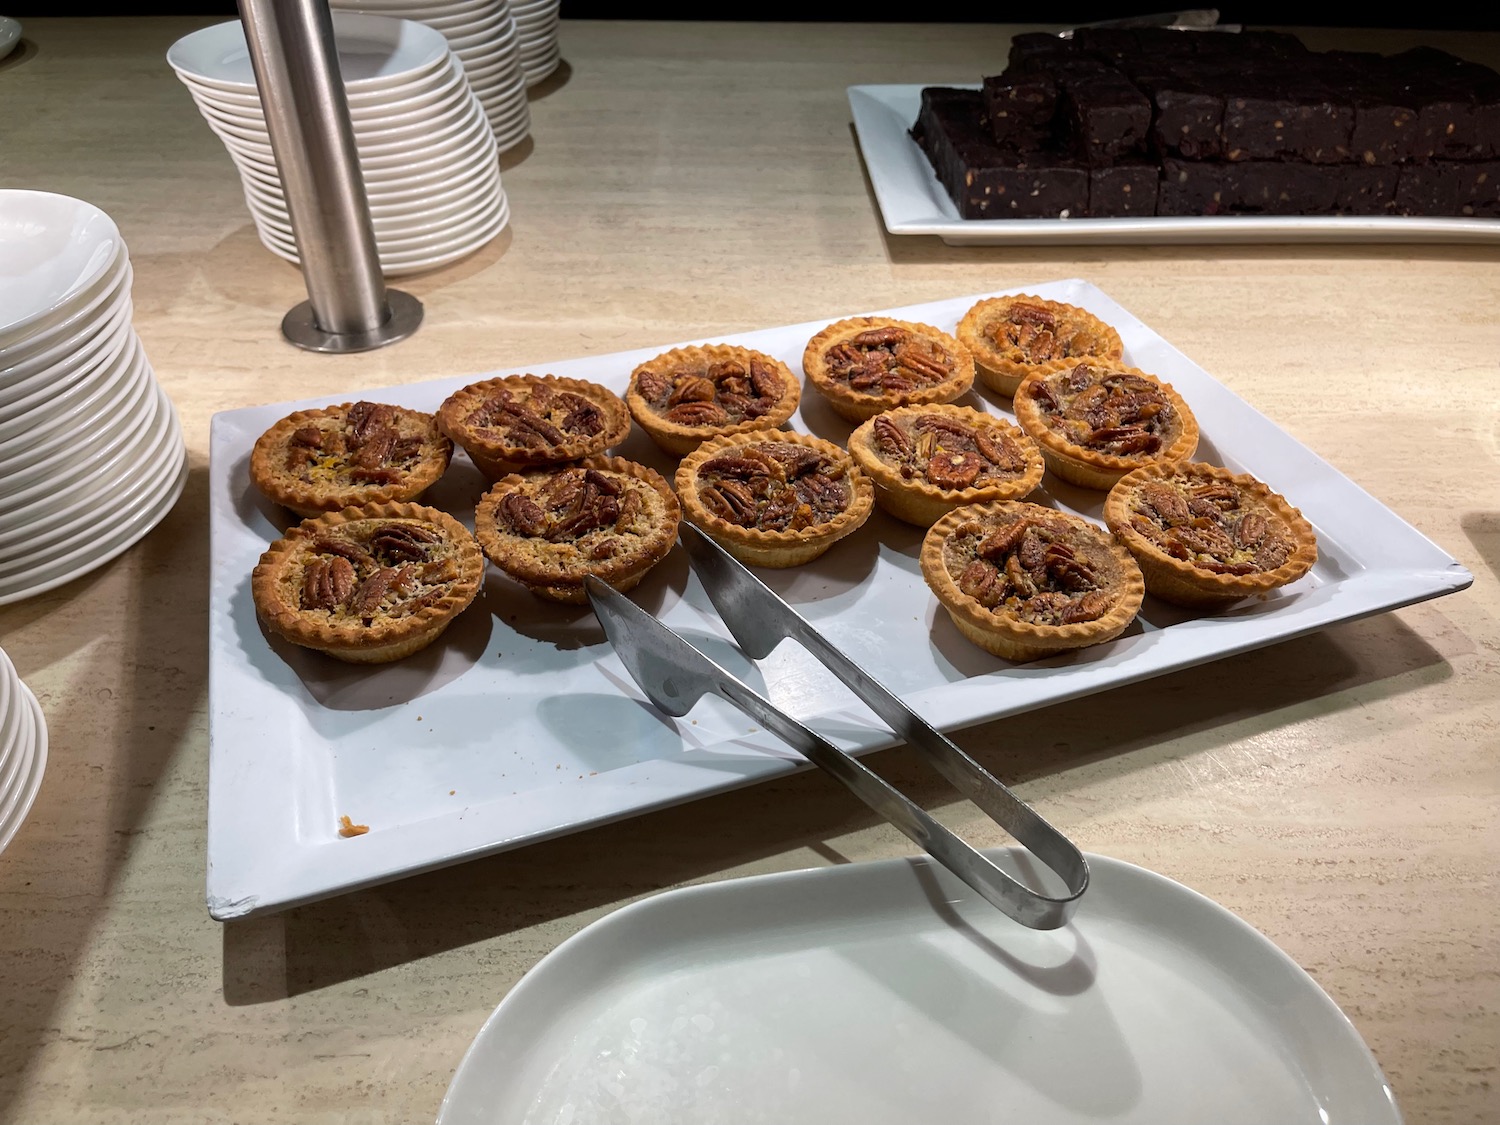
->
920, 500, 1144, 660
802, 316, 975, 422
1104, 461, 1319, 607
473, 457, 681, 604
436, 374, 631, 481
251, 502, 484, 664
847, 404, 1044, 526
625, 343, 800, 455
675, 431, 874, 567
249, 400, 453, 518
956, 295, 1124, 397
1013, 363, 1199, 490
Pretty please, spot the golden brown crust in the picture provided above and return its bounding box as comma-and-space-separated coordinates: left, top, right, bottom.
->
625, 344, 801, 456
920, 500, 1144, 661
847, 404, 1044, 527
1012, 363, 1199, 490
1103, 461, 1319, 607
248, 401, 453, 518
473, 456, 681, 603
435, 374, 631, 481
957, 295, 1124, 398
801, 316, 975, 422
250, 502, 484, 664
675, 430, 874, 567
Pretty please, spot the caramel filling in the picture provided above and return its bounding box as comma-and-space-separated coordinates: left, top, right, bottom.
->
283, 401, 432, 488
465, 382, 606, 448
634, 355, 785, 427
492, 467, 667, 565
871, 412, 1027, 489
944, 513, 1122, 625
696, 442, 851, 532
1127, 477, 1294, 574
822, 326, 955, 396
292, 519, 463, 624
987, 302, 1113, 365
1029, 365, 1179, 456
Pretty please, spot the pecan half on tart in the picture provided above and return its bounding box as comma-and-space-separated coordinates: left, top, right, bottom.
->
473, 457, 681, 604
436, 374, 632, 481
1013, 363, 1199, 490
847, 404, 1044, 527
625, 343, 801, 455
248, 400, 454, 518
675, 431, 874, 567
956, 294, 1124, 398
1103, 462, 1319, 608
251, 502, 484, 664
801, 316, 975, 422
921, 501, 1145, 661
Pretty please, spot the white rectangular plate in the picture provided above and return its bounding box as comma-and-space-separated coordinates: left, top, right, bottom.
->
848, 83, 1500, 245
206, 279, 1471, 919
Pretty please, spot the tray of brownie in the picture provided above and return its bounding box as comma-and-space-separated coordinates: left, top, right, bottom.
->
849, 27, 1500, 244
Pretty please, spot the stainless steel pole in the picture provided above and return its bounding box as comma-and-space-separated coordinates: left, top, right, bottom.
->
237, 0, 422, 352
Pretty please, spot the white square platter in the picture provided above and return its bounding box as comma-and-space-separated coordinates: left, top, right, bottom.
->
206, 279, 1472, 920
848, 84, 1500, 246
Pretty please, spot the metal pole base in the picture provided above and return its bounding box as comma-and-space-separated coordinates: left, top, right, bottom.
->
280, 288, 424, 353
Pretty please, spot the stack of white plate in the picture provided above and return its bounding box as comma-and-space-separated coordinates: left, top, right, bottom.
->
167, 13, 510, 277
329, 0, 531, 152
0, 645, 46, 856
511, 0, 560, 86
0, 190, 188, 607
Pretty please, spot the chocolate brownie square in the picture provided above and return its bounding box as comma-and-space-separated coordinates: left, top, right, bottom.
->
1332, 165, 1399, 215
1090, 161, 1159, 217
1058, 67, 1152, 165
1134, 69, 1227, 160
1222, 162, 1340, 215
911, 87, 1088, 220
1395, 161, 1500, 217
1221, 72, 1354, 164
981, 71, 1058, 149
1157, 160, 1233, 216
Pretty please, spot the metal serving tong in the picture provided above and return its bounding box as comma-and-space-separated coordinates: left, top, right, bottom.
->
583, 523, 1089, 931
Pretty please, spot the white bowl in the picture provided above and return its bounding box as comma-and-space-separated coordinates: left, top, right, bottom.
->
0, 190, 123, 347
0, 316, 139, 447
177, 50, 459, 111
0, 249, 130, 382
167, 13, 450, 93
0, 285, 133, 418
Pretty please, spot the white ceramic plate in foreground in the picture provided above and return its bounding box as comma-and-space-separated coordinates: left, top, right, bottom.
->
438, 850, 1402, 1125
848, 84, 1500, 246
204, 280, 1471, 920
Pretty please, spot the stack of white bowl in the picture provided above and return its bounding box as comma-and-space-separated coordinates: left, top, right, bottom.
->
511, 0, 560, 86
329, 0, 531, 151
0, 645, 46, 856
0, 190, 188, 607
167, 13, 510, 277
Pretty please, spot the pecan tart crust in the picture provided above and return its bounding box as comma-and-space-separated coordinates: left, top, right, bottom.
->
436, 374, 632, 481
802, 316, 975, 422
957, 295, 1124, 398
251, 502, 484, 664
1103, 462, 1319, 607
675, 431, 874, 568
1013, 363, 1200, 490
249, 400, 454, 518
920, 501, 1144, 661
847, 404, 1044, 527
625, 343, 801, 455
473, 457, 681, 604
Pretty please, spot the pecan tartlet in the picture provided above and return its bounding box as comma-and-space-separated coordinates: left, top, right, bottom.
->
847, 404, 1044, 527
473, 457, 681, 604
436, 374, 632, 481
801, 316, 975, 422
1013, 363, 1199, 490
251, 502, 484, 664
675, 431, 874, 567
921, 501, 1145, 661
1104, 462, 1319, 607
248, 400, 453, 518
956, 295, 1124, 398
625, 343, 801, 455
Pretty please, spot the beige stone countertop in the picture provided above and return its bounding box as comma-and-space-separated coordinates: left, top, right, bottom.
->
1, 15, 1497, 1125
